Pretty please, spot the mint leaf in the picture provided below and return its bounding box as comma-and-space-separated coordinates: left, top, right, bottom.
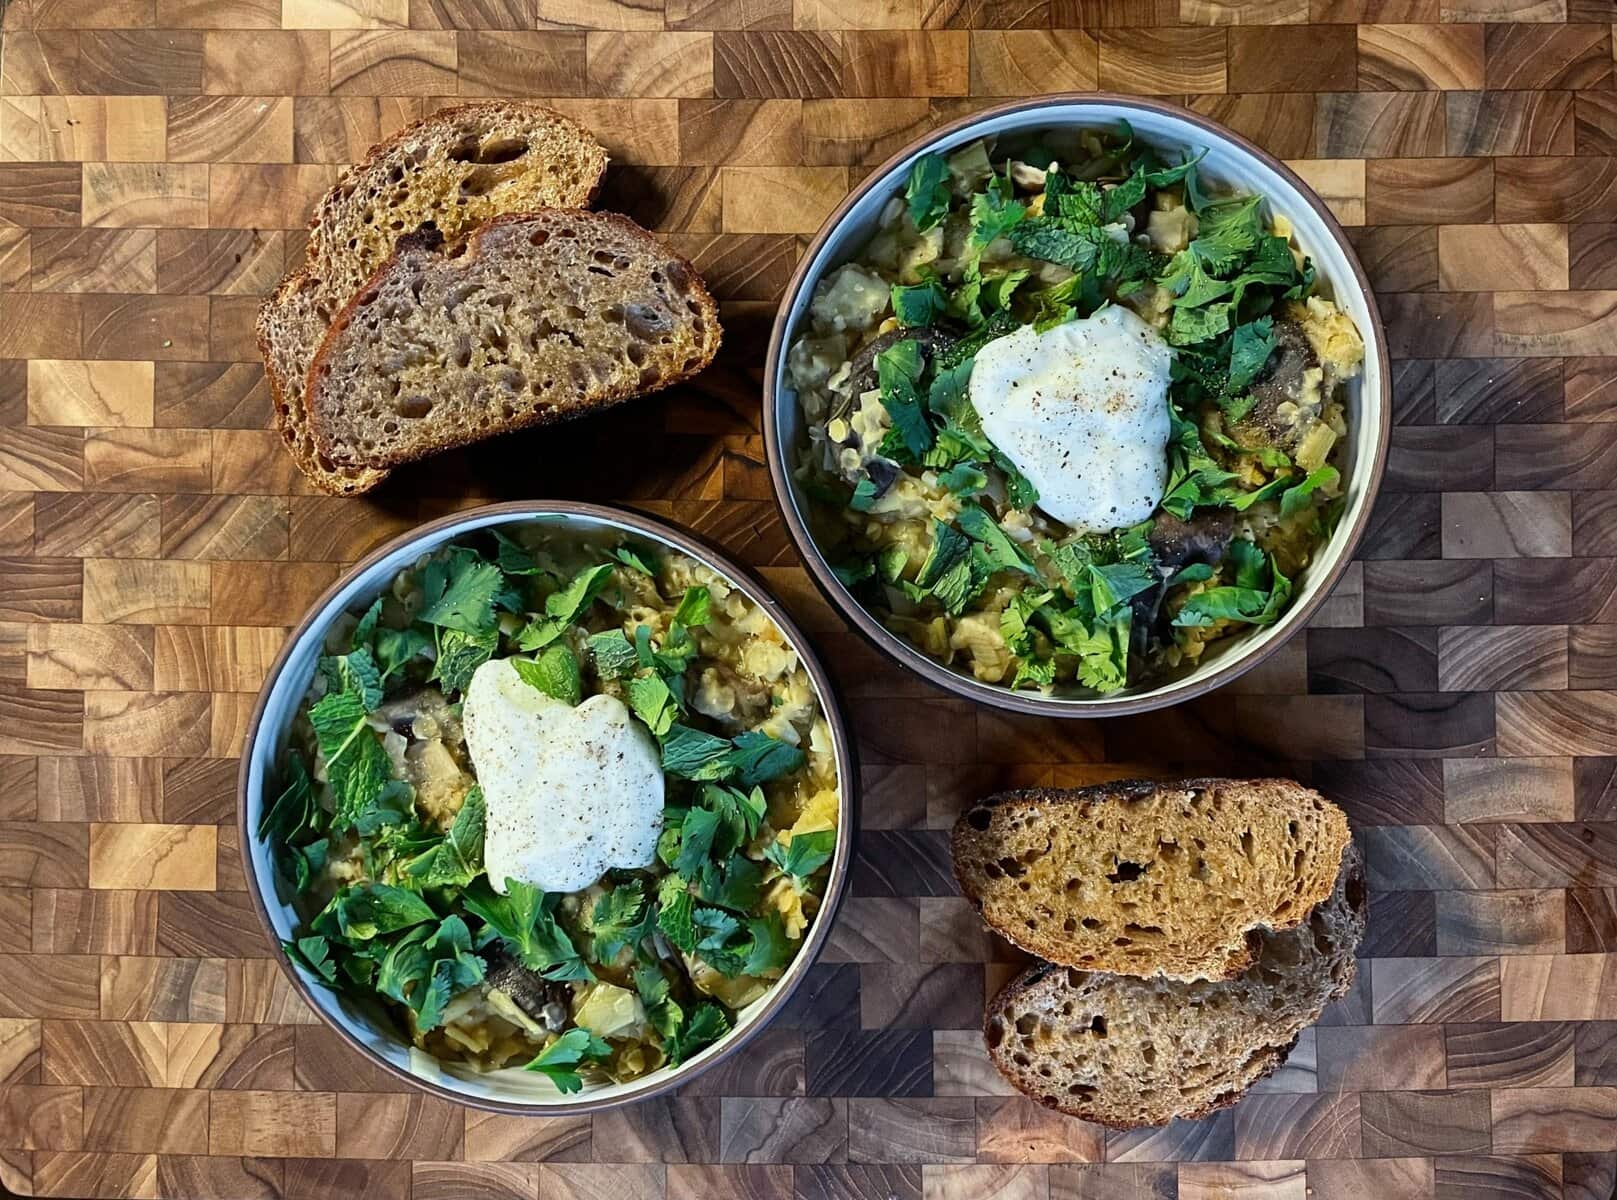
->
1228, 316, 1276, 394
314, 881, 436, 942
402, 785, 485, 890
513, 643, 583, 706
657, 875, 697, 954
306, 688, 399, 834
661, 723, 732, 779
545, 562, 615, 625
587, 630, 639, 680
627, 673, 679, 737
431, 625, 497, 694
673, 586, 711, 628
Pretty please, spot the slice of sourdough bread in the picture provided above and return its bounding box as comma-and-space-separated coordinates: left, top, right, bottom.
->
305, 211, 722, 469
256, 102, 607, 496
984, 842, 1366, 1128
953, 779, 1352, 981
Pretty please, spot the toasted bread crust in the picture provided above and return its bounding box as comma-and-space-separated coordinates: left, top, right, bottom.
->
304, 209, 722, 469
953, 778, 1353, 981
257, 101, 607, 496
983, 841, 1366, 1128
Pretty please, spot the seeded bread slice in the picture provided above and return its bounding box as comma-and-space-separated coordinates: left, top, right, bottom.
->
256, 102, 607, 495
953, 779, 1352, 982
306, 211, 722, 469
985, 843, 1365, 1129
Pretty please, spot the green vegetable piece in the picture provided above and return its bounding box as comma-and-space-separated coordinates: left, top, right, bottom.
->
1228, 316, 1277, 394
875, 339, 933, 459
672, 805, 722, 877
725, 731, 806, 787
891, 280, 948, 328
514, 644, 583, 706
957, 503, 1038, 578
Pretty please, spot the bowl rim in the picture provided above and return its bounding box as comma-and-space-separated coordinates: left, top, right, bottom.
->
236, 499, 858, 1114
762, 92, 1393, 718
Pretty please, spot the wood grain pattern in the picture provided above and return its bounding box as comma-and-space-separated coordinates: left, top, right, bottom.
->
0, 1, 1611, 1194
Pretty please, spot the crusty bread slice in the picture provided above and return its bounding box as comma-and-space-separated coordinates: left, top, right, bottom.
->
305, 211, 722, 469
953, 779, 1352, 981
256, 101, 607, 495
985, 843, 1365, 1128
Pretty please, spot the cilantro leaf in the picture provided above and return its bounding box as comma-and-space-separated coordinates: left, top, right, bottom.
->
969, 184, 1026, 250
1279, 466, 1339, 518
693, 905, 742, 953
742, 912, 794, 977
418, 551, 504, 634
635, 964, 684, 1038
665, 1002, 729, 1066
957, 503, 1037, 578
524, 1026, 612, 1094
587, 881, 646, 964
764, 829, 836, 884
905, 152, 951, 231
613, 545, 655, 576
463, 878, 592, 981
513, 643, 583, 706
672, 805, 723, 877
725, 731, 805, 786
402, 785, 485, 890
891, 280, 948, 328
287, 934, 339, 984
377, 914, 485, 1031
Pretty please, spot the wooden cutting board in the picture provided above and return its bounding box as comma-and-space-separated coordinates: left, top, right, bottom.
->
0, 0, 1614, 1197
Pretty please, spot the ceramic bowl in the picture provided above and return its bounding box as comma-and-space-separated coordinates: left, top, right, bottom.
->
238, 501, 854, 1113
764, 94, 1390, 717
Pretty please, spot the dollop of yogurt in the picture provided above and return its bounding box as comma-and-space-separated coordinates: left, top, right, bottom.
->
970, 306, 1173, 532
462, 657, 663, 895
